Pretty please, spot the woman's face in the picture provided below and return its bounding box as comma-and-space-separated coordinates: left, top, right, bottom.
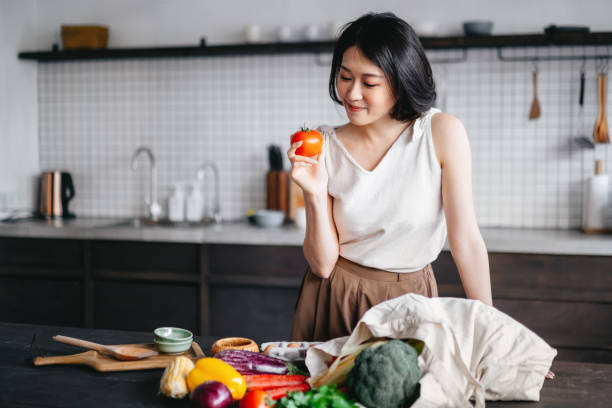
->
336, 46, 396, 126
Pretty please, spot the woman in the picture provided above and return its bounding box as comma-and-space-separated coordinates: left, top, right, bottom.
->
288, 12, 492, 342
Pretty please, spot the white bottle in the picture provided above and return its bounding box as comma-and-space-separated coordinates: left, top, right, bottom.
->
168, 183, 186, 223
582, 160, 609, 232
186, 182, 204, 223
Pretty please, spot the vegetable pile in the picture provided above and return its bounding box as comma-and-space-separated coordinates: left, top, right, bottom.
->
158, 337, 424, 408
158, 342, 312, 408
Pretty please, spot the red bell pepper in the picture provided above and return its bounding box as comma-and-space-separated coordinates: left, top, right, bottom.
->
244, 374, 308, 391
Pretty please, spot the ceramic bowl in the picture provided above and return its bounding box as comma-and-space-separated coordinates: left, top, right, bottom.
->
154, 338, 193, 354
254, 209, 285, 228
154, 327, 193, 343
463, 21, 493, 36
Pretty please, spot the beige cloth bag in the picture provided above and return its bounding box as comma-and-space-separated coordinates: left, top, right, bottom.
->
305, 294, 557, 407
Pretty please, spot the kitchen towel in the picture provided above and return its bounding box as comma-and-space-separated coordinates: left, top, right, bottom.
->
582, 167, 609, 231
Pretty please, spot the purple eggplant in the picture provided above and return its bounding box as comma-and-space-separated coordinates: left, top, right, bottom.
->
214, 349, 288, 375
189, 381, 233, 408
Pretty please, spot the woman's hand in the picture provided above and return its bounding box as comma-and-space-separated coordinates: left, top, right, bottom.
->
288, 139, 339, 278
287, 140, 328, 197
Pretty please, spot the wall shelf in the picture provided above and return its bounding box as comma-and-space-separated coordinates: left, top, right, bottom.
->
17, 32, 612, 62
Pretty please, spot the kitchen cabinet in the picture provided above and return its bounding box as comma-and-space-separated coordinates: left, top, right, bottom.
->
432, 252, 612, 363
0, 237, 203, 333
1, 235, 611, 363
0, 237, 85, 327
0, 237, 306, 341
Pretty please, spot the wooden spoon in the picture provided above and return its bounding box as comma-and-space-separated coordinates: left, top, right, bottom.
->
528, 70, 541, 120
594, 73, 610, 143
53, 335, 158, 361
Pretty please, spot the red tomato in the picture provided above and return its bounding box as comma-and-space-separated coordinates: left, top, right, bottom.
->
239, 390, 269, 408
290, 128, 323, 157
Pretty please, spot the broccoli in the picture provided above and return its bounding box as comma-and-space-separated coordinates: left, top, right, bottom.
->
346, 339, 421, 408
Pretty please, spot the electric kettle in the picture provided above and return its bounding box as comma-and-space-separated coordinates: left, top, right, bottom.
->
39, 171, 75, 218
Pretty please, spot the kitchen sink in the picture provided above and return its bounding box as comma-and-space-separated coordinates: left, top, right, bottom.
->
100, 218, 216, 229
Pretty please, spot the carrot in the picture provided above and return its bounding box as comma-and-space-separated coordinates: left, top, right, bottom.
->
244, 374, 308, 391
266, 383, 311, 400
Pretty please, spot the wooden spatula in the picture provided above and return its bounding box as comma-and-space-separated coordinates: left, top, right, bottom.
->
529, 70, 541, 120
594, 73, 610, 143
53, 335, 158, 361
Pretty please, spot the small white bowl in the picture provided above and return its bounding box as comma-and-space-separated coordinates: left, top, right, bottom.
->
277, 26, 292, 42
254, 209, 285, 228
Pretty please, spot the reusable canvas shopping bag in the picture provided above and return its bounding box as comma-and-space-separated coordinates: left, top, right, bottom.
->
306, 294, 557, 407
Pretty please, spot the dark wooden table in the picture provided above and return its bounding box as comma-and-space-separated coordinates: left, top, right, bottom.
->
1, 322, 610, 407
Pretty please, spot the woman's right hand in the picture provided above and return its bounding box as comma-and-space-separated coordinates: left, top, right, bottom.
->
287, 140, 328, 198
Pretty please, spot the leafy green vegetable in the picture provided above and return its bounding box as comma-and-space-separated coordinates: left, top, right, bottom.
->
286, 362, 309, 377
274, 384, 357, 408
346, 339, 421, 408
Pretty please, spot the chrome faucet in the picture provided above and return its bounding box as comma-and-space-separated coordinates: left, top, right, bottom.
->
196, 162, 222, 224
131, 146, 162, 222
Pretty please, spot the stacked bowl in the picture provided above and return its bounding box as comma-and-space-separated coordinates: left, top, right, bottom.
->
154, 327, 193, 354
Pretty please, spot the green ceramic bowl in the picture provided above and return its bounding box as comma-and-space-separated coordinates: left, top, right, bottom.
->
154, 327, 193, 343
154, 338, 192, 354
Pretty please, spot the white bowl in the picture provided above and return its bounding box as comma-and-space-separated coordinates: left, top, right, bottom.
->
413, 20, 439, 37
254, 209, 285, 228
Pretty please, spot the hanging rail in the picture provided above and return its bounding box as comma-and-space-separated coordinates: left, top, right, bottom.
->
496, 48, 611, 63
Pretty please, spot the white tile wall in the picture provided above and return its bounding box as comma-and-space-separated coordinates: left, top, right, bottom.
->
38, 45, 612, 228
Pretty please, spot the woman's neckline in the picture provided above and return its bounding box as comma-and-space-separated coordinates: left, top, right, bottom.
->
332, 120, 415, 174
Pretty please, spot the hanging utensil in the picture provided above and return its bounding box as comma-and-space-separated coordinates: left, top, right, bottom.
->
53, 335, 158, 361
528, 65, 541, 120
576, 58, 594, 148
593, 58, 609, 143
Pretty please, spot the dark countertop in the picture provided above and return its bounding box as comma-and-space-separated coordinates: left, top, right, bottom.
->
1, 322, 610, 407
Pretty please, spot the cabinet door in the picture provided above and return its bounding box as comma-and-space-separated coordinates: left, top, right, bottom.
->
91, 240, 201, 333
0, 237, 85, 327
0, 276, 83, 326
0, 237, 83, 268
91, 241, 198, 275
209, 285, 300, 341
94, 280, 199, 333
207, 244, 307, 340
432, 251, 612, 363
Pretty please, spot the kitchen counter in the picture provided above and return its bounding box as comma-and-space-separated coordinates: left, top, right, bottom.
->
1, 217, 612, 255
2, 321, 611, 408
0, 217, 306, 246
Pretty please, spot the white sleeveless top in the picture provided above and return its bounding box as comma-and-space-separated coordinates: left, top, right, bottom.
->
321, 108, 446, 273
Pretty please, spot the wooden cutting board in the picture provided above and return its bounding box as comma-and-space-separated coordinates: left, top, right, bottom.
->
33, 341, 205, 372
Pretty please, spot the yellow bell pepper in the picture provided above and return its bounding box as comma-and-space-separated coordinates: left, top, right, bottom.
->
186, 357, 246, 400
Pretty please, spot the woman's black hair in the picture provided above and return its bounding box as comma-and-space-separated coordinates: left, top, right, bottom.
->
329, 12, 436, 122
